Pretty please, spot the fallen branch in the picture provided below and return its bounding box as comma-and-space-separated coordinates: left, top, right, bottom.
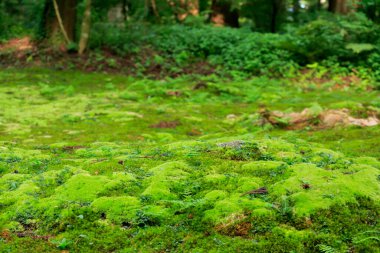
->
240, 187, 268, 197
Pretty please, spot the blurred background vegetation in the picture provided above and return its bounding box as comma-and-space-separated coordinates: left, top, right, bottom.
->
1, 0, 380, 80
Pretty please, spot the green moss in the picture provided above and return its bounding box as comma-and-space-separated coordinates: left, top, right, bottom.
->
271, 163, 380, 216
240, 161, 286, 176
142, 162, 189, 201
0, 69, 379, 252
235, 176, 263, 192
353, 157, 380, 169
54, 174, 110, 202
203, 190, 228, 202
91, 196, 140, 224
204, 193, 271, 224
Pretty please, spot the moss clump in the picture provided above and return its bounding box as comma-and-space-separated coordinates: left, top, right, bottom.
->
240, 161, 287, 177
142, 162, 189, 201
271, 163, 380, 216
204, 193, 272, 224
91, 196, 140, 224
54, 174, 110, 202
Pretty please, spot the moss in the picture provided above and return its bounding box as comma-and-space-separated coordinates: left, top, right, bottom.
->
91, 196, 140, 224
353, 157, 380, 169
54, 174, 110, 202
204, 193, 271, 224
1, 69, 380, 252
203, 190, 228, 202
240, 161, 286, 176
271, 163, 380, 216
142, 162, 189, 201
0, 180, 39, 206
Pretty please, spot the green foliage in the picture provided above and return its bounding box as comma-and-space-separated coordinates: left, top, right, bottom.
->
0, 0, 44, 40
318, 244, 337, 253
91, 24, 297, 76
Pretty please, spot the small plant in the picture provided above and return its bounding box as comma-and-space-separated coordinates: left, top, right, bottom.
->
52, 238, 71, 250
317, 244, 337, 253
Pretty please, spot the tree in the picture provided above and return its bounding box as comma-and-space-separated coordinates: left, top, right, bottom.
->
328, 0, 350, 14
242, 0, 286, 32
167, 0, 199, 22
42, 0, 77, 42
209, 0, 239, 27
79, 0, 92, 54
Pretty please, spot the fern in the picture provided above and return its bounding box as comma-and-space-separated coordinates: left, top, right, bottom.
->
317, 244, 336, 253
353, 230, 380, 244
346, 43, 375, 54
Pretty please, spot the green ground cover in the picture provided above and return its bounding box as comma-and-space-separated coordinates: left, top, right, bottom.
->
0, 69, 379, 252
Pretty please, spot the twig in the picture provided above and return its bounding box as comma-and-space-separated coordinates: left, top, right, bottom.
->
240, 187, 268, 197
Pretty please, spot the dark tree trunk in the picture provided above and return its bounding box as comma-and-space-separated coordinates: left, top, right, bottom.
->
271, 0, 278, 33
328, 0, 348, 13
293, 0, 300, 22
209, 0, 239, 28
328, 0, 336, 12
44, 0, 76, 41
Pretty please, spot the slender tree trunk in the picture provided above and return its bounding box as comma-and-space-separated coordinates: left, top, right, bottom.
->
122, 0, 127, 21
209, 0, 239, 27
44, 0, 76, 42
317, 0, 322, 11
271, 0, 278, 33
145, 0, 160, 21
150, 0, 160, 19
78, 0, 91, 54
293, 0, 300, 22
52, 0, 70, 43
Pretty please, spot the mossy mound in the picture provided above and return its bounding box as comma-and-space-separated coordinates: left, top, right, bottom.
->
0, 136, 378, 249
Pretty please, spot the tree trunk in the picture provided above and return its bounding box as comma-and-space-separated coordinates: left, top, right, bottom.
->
177, 0, 187, 21
329, 0, 348, 13
270, 0, 278, 33
292, 0, 300, 22
317, 0, 322, 11
328, 0, 336, 12
335, 0, 348, 13
78, 0, 91, 54
187, 0, 200, 16
145, 0, 160, 21
169, 0, 199, 22
209, 0, 239, 27
44, 0, 76, 42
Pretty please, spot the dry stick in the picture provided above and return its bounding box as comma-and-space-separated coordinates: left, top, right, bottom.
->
79, 0, 92, 55
52, 0, 71, 44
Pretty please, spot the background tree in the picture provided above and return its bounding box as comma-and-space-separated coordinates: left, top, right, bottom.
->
209, 0, 239, 27
42, 0, 77, 42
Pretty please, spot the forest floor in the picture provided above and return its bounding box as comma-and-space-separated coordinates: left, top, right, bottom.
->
0, 69, 379, 252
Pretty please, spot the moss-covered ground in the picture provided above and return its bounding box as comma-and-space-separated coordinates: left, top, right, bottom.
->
0, 69, 379, 252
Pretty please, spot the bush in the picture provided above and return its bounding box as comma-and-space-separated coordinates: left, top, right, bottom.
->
88, 13, 380, 78
90, 24, 297, 76
283, 13, 380, 64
